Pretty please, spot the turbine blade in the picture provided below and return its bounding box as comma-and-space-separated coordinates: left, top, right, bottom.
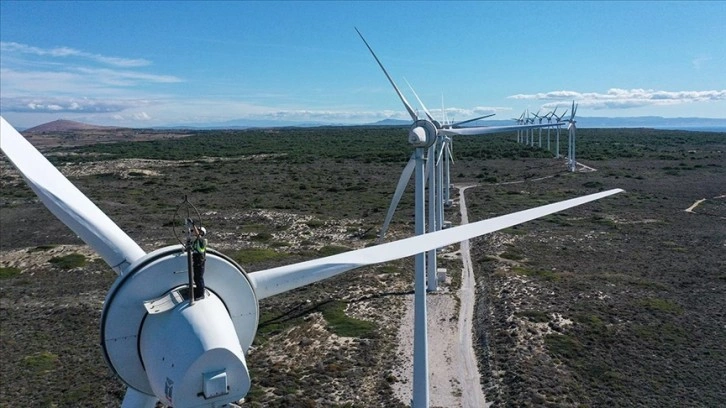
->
452, 113, 495, 128
446, 140, 454, 164
441, 122, 565, 136
249, 188, 624, 299
377, 152, 416, 243
441, 94, 449, 125
356, 28, 418, 122
436, 141, 446, 166
404, 78, 436, 124
121, 388, 158, 408
0, 117, 146, 275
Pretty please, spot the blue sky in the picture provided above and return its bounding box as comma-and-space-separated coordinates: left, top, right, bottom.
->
1, 1, 725, 128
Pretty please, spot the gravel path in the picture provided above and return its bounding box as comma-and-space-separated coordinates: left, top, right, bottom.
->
391, 184, 490, 407
456, 185, 490, 408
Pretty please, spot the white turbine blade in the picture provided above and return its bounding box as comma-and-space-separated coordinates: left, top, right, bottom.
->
441, 94, 449, 125
559, 109, 569, 121
442, 122, 565, 136
451, 113, 496, 128
0, 117, 145, 275
249, 188, 624, 299
121, 388, 158, 408
356, 28, 418, 122
377, 152, 416, 243
436, 140, 446, 166
446, 140, 454, 164
404, 78, 437, 124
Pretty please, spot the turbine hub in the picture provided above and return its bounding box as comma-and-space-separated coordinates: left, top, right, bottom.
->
101, 246, 258, 402
408, 119, 437, 148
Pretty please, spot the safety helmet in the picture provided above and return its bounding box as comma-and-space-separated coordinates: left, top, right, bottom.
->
200, 227, 207, 236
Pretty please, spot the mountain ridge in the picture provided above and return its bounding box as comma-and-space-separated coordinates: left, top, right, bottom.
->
16, 116, 726, 132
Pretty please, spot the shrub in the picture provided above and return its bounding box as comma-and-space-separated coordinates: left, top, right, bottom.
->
321, 301, 376, 338
0, 266, 21, 279
23, 351, 59, 373
48, 253, 86, 269
232, 248, 287, 265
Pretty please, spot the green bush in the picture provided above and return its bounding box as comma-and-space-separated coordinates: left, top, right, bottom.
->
0, 266, 21, 279
232, 248, 287, 265
317, 245, 350, 257
321, 301, 376, 338
23, 351, 59, 373
48, 253, 86, 269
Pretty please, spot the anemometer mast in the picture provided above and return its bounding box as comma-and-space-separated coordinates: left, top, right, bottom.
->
173, 196, 203, 305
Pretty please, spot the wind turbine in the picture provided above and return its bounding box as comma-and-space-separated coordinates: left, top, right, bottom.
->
2, 112, 621, 408
526, 109, 536, 146
553, 106, 569, 159
544, 107, 558, 152
513, 111, 526, 144
532, 110, 545, 148
564, 101, 579, 172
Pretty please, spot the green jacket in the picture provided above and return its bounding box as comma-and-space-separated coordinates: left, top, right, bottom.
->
192, 237, 207, 254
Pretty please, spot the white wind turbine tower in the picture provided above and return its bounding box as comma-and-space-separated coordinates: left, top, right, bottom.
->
512, 112, 524, 143
544, 107, 558, 153
526, 109, 536, 146
565, 101, 579, 172
532, 110, 545, 147
553, 106, 569, 159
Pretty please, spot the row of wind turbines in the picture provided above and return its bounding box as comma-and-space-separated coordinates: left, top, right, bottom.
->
355, 29, 601, 407
513, 102, 580, 172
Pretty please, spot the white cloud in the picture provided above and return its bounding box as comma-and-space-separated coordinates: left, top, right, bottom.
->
692, 55, 712, 70
508, 88, 726, 110
1, 96, 149, 113
0, 42, 151, 67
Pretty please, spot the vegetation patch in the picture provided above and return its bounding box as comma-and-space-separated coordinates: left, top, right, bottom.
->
321, 300, 376, 338
232, 248, 288, 265
305, 219, 325, 228
192, 185, 218, 193
593, 273, 670, 291
317, 245, 350, 257
500, 249, 524, 261
545, 333, 583, 360
512, 266, 561, 281
0, 266, 21, 279
631, 323, 687, 345
251, 232, 273, 242
516, 309, 549, 323
240, 223, 269, 233
255, 311, 297, 342
378, 265, 400, 274
29, 245, 57, 252
582, 181, 603, 189
48, 253, 86, 270
573, 313, 609, 335
23, 351, 59, 373
637, 297, 683, 315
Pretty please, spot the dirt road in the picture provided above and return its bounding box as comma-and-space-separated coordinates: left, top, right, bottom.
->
456, 184, 490, 408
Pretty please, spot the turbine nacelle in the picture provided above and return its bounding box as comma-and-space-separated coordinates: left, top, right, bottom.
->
409, 119, 438, 147
101, 246, 258, 407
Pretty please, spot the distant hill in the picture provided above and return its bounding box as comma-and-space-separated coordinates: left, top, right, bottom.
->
19, 116, 726, 133
24, 119, 121, 133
